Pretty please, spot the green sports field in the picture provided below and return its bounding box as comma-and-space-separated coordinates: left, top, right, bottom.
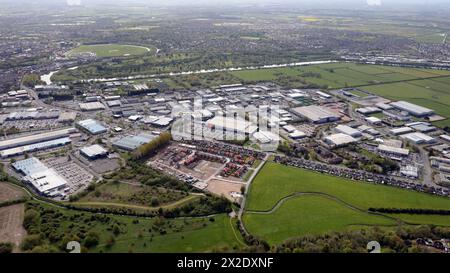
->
67, 44, 154, 58
243, 163, 450, 244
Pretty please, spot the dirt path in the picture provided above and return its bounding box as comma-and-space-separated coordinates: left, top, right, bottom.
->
245, 191, 401, 223
72, 194, 202, 211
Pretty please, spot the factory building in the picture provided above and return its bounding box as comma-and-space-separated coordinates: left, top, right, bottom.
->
390, 127, 414, 136
400, 165, 419, 178
335, 125, 362, 138
0, 128, 75, 151
77, 119, 107, 135
390, 101, 434, 117
0, 137, 72, 158
440, 135, 450, 142
365, 116, 382, 125
324, 133, 358, 147
80, 144, 108, 160
356, 107, 381, 115
400, 132, 436, 144
79, 101, 106, 111
12, 157, 68, 196
289, 130, 307, 140
377, 144, 410, 157
206, 116, 257, 135
292, 105, 341, 124
113, 133, 156, 151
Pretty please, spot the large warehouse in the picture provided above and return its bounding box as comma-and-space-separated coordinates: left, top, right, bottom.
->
292, 105, 341, 124
0, 137, 72, 158
206, 116, 257, 135
0, 128, 75, 151
390, 101, 434, 117
324, 133, 358, 147
400, 132, 436, 144
77, 119, 107, 135
80, 144, 108, 160
113, 133, 156, 151
12, 157, 68, 196
377, 144, 410, 157
335, 125, 362, 138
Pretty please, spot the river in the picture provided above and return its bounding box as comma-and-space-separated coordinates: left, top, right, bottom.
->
40, 60, 337, 84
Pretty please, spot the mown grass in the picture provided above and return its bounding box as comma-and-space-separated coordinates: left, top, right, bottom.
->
67, 44, 154, 58
244, 195, 397, 244
243, 163, 450, 244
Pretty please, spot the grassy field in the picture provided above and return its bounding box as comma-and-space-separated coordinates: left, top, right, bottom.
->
244, 195, 397, 244
362, 79, 450, 127
229, 63, 450, 89
26, 201, 243, 253
243, 163, 450, 244
94, 214, 243, 253
230, 63, 450, 127
67, 44, 154, 58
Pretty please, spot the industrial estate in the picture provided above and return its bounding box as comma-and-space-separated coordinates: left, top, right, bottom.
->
1, 0, 450, 255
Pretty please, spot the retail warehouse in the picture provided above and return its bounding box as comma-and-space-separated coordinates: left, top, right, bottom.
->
292, 105, 341, 124
0, 128, 76, 150
12, 157, 68, 196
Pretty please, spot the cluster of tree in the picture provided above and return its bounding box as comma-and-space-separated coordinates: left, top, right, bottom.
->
272, 225, 450, 253
0, 196, 28, 208
21, 73, 44, 87
369, 208, 450, 215
132, 132, 171, 160
0, 242, 14, 253
235, 220, 270, 253
21, 202, 118, 253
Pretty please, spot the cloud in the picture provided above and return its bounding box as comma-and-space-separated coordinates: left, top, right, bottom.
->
366, 0, 381, 6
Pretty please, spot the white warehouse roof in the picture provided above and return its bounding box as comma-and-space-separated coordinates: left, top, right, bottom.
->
324, 133, 358, 147
390, 101, 434, 117
335, 125, 362, 137
377, 144, 410, 157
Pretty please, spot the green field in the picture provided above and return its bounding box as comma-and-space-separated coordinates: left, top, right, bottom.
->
362, 79, 450, 127
244, 195, 397, 244
230, 63, 450, 127
95, 214, 243, 253
243, 163, 450, 244
25, 201, 244, 253
67, 44, 154, 58
230, 63, 450, 89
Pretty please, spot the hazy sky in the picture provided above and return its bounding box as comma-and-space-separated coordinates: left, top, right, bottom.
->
1, 0, 449, 9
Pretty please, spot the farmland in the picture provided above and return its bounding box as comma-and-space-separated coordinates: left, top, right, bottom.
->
0, 183, 27, 252
243, 163, 450, 244
230, 63, 450, 89
67, 44, 154, 58
230, 63, 450, 127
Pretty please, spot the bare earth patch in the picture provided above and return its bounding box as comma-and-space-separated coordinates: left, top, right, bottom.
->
207, 179, 244, 202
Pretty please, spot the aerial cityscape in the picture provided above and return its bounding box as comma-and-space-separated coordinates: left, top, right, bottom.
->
1, 0, 450, 259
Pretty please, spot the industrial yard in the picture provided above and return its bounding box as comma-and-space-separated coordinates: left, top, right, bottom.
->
1, 0, 450, 255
